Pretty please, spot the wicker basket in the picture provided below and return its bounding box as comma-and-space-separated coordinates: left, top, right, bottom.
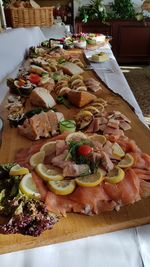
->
5, 7, 54, 28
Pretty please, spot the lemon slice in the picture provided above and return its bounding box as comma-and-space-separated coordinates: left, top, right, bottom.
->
29, 151, 45, 168
19, 173, 41, 199
99, 168, 107, 177
82, 106, 100, 115
94, 98, 107, 106
89, 134, 106, 145
35, 163, 64, 181
9, 164, 29, 176
91, 102, 105, 112
65, 131, 87, 143
105, 166, 125, 184
118, 153, 134, 168
112, 142, 125, 159
40, 141, 56, 156
75, 170, 103, 187
48, 180, 76, 195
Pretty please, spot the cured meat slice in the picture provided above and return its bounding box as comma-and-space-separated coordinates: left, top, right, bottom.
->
55, 140, 67, 156
103, 127, 124, 137
107, 119, 120, 129
103, 141, 113, 157
91, 141, 103, 152
18, 111, 63, 140
119, 121, 131, 131
51, 149, 70, 168
18, 112, 49, 140
101, 151, 114, 171
63, 163, 90, 177
47, 111, 59, 136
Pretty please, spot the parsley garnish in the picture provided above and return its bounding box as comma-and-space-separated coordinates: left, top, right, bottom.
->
69, 140, 100, 173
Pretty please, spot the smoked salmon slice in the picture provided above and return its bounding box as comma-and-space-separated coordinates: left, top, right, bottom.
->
133, 168, 150, 180
116, 137, 141, 153
103, 169, 140, 205
32, 171, 48, 201
45, 185, 116, 216
131, 152, 150, 171
140, 179, 150, 198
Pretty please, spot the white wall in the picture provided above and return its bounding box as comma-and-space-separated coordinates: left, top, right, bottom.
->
74, 0, 143, 18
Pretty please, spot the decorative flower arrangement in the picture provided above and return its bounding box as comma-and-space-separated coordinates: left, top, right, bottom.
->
77, 0, 149, 23
78, 0, 107, 23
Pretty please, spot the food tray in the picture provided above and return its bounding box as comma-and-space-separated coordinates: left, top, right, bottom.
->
0, 51, 150, 254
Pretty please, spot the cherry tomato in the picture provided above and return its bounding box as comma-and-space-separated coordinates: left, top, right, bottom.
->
29, 74, 41, 84
78, 145, 93, 156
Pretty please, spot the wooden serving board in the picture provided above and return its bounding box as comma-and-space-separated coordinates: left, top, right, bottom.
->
0, 53, 150, 254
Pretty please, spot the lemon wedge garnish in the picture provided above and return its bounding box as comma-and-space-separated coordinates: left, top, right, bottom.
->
89, 134, 106, 145
65, 131, 87, 143
112, 142, 125, 159
29, 151, 45, 168
118, 153, 134, 168
40, 141, 56, 156
75, 170, 104, 187
9, 164, 29, 176
19, 173, 41, 199
35, 163, 64, 181
105, 166, 125, 184
48, 180, 76, 195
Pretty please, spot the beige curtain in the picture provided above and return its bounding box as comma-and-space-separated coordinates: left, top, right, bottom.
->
0, 0, 6, 29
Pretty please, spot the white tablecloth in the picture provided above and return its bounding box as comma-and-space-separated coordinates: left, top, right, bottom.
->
0, 27, 150, 267
84, 46, 145, 123
0, 27, 45, 82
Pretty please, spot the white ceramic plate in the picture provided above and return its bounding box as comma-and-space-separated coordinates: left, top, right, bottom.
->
88, 56, 109, 63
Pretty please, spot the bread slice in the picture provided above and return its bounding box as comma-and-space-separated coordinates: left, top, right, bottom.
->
30, 87, 56, 108
67, 90, 96, 108
60, 62, 84, 76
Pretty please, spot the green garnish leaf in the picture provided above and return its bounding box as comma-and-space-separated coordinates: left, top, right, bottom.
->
1, 163, 16, 172
25, 108, 50, 118
69, 140, 100, 173
56, 96, 72, 109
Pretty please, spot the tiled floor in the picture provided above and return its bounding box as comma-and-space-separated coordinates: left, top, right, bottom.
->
121, 65, 150, 125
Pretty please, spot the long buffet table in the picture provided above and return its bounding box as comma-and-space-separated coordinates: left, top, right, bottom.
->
0, 27, 150, 267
